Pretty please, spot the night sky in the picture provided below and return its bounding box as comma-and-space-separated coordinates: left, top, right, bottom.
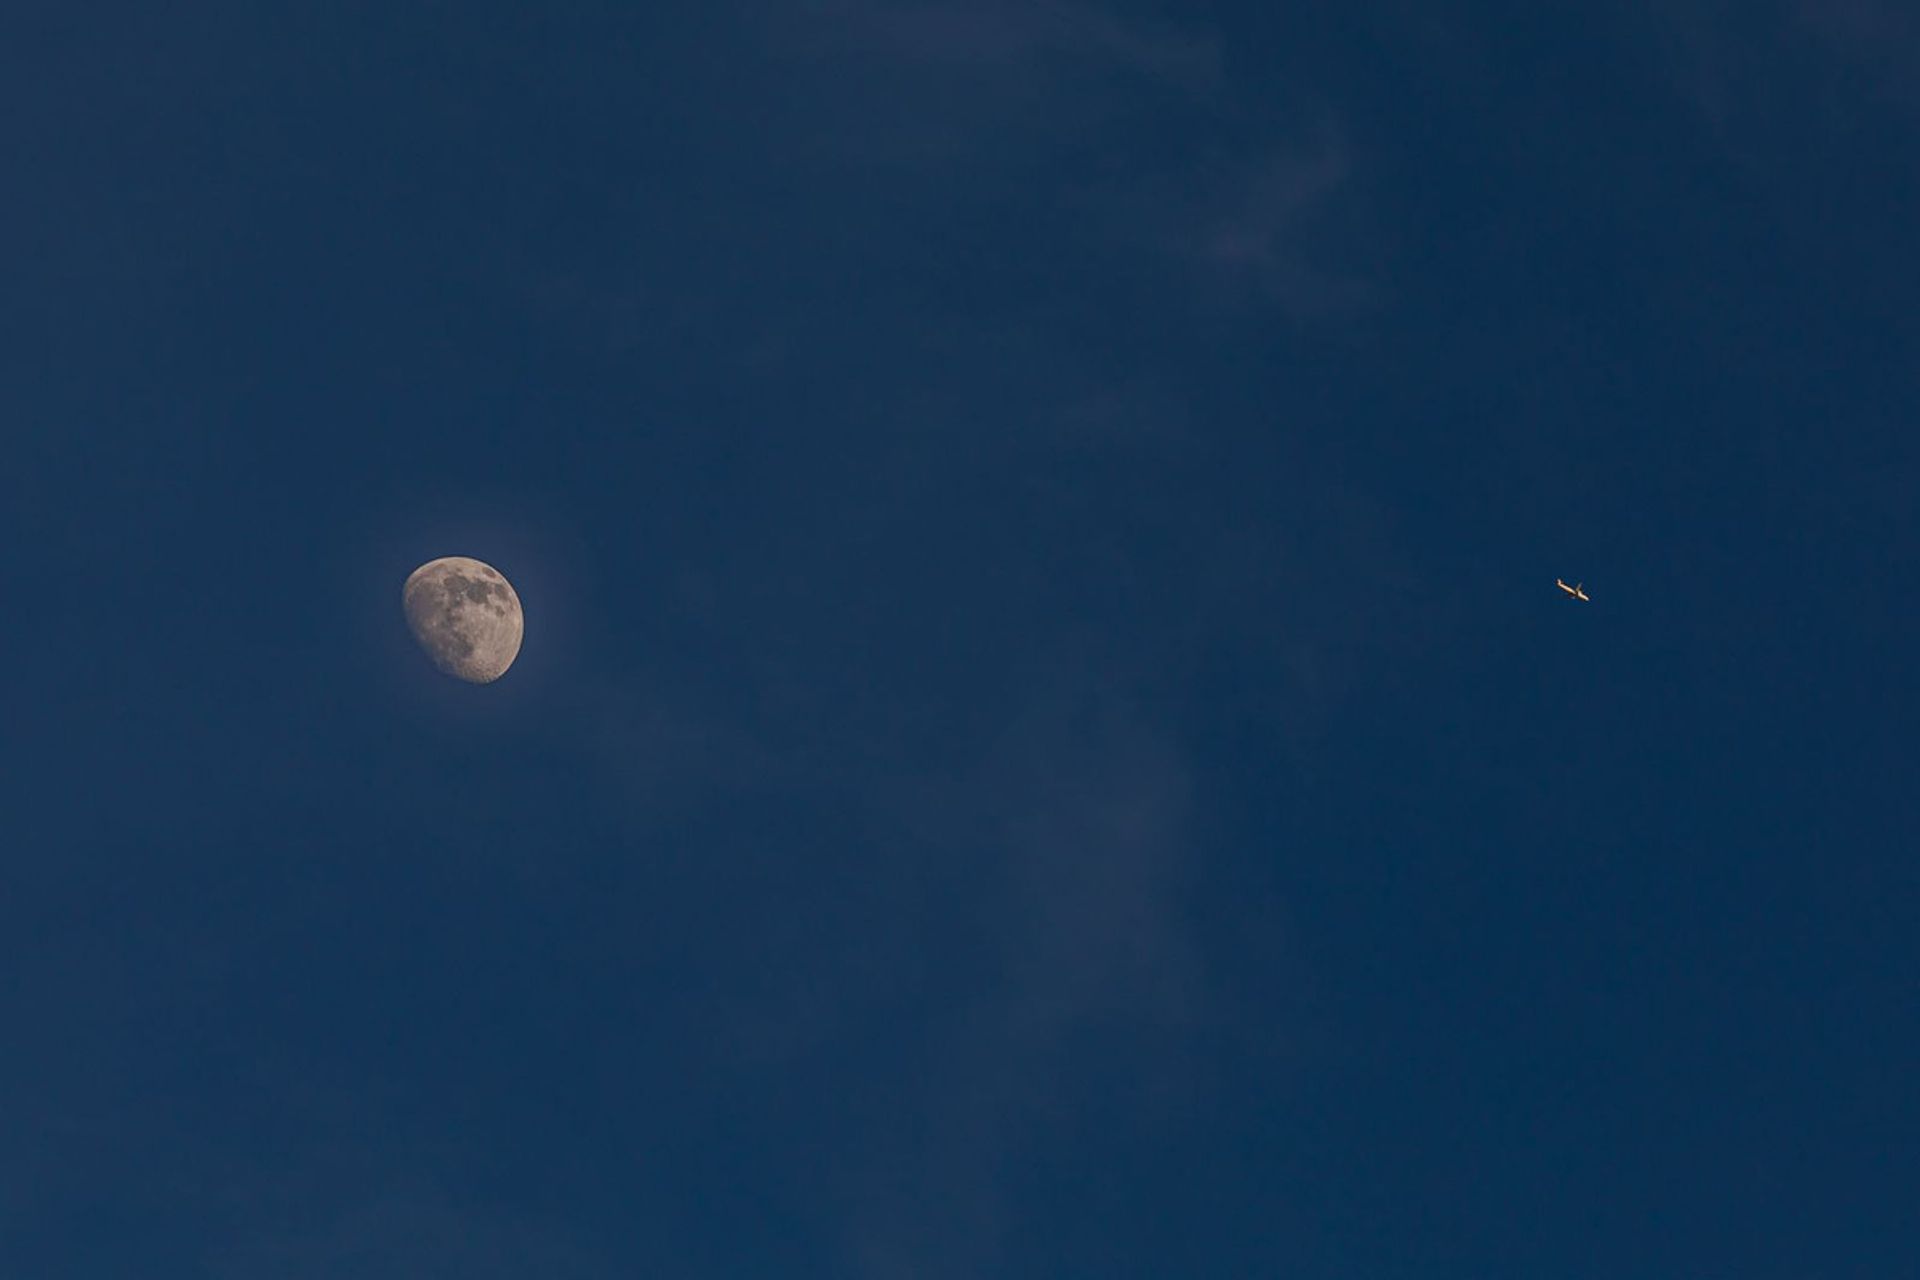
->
5, 2, 1917, 1275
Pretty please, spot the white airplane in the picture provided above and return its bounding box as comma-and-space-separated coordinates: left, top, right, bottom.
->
1556, 578, 1590, 602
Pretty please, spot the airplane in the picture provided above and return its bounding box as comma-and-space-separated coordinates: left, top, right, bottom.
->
1556, 578, 1590, 602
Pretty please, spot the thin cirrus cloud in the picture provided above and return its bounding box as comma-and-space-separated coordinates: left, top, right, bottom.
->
763, 0, 1373, 318
1648, 0, 1920, 135
1795, 0, 1920, 113
756, 0, 1223, 161
786, 0, 1222, 86
209, 1174, 612, 1280
823, 691, 1204, 1278
1184, 131, 1376, 318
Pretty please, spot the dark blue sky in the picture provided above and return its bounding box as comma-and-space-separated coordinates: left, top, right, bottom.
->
5, 2, 1916, 1275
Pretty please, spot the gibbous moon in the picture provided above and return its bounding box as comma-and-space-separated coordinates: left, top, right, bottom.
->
403, 556, 524, 684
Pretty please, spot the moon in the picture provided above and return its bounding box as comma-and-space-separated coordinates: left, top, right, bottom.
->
403, 556, 524, 684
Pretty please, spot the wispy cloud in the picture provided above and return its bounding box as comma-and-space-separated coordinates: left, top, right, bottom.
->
755, 0, 1221, 164
208, 1156, 612, 1280
556, 653, 1215, 1275
787, 0, 1221, 88
1647, 0, 1920, 137
1795, 0, 1920, 113
785, 2, 1370, 315
829, 687, 1202, 1276
1189, 129, 1374, 318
